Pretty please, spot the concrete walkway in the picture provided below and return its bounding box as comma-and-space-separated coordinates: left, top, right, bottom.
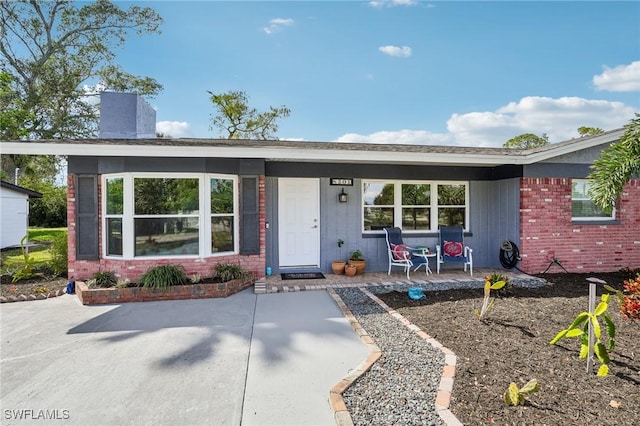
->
0, 289, 367, 425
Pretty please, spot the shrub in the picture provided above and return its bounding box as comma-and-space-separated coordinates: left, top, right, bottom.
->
140, 264, 188, 289
11, 235, 36, 282
91, 271, 118, 288
49, 231, 68, 276
213, 263, 248, 282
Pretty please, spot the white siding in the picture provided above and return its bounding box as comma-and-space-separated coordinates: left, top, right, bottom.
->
0, 187, 29, 248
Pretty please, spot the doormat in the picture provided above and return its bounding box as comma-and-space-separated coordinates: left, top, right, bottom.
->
281, 272, 325, 280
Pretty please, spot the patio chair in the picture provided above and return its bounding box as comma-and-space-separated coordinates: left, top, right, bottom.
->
436, 225, 473, 275
383, 227, 429, 279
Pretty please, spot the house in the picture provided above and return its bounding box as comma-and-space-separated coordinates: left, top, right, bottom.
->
2, 94, 638, 281
0, 181, 42, 249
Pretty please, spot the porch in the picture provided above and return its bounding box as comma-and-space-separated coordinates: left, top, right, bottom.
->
257, 268, 541, 294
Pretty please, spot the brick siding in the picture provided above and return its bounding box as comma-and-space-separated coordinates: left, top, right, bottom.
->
67, 174, 266, 282
519, 178, 640, 273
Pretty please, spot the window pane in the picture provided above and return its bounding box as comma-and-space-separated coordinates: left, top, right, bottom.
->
364, 183, 394, 206
572, 200, 608, 218
438, 184, 465, 205
211, 179, 234, 214
572, 181, 589, 198
134, 217, 199, 256
364, 207, 394, 230
106, 178, 123, 215
402, 184, 430, 205
211, 216, 234, 253
438, 208, 466, 227
106, 218, 122, 256
402, 208, 430, 230
134, 178, 199, 215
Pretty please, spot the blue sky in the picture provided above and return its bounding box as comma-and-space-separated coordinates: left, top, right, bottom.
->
115, 1, 639, 146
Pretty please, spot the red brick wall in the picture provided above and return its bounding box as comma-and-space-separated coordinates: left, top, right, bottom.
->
67, 174, 266, 282
519, 177, 640, 273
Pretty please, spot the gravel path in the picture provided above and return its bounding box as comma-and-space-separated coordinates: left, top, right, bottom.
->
335, 277, 546, 426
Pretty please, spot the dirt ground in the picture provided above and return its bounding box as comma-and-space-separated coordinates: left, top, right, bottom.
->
378, 271, 640, 426
0, 274, 68, 298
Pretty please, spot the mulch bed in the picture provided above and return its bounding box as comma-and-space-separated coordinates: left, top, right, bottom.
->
0, 274, 68, 299
377, 271, 640, 426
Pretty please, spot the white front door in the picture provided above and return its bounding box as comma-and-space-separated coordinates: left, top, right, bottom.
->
278, 178, 320, 268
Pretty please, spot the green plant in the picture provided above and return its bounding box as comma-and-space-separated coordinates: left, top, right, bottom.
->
337, 239, 345, 260
33, 285, 49, 294
550, 293, 616, 376
140, 264, 188, 289
189, 273, 202, 284
92, 270, 118, 288
49, 231, 68, 276
349, 249, 363, 261
486, 272, 510, 295
11, 235, 37, 282
115, 278, 131, 288
213, 263, 248, 282
504, 379, 540, 406
474, 278, 507, 319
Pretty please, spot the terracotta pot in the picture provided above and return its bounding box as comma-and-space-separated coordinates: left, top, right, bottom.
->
344, 265, 357, 277
348, 259, 366, 275
331, 261, 346, 275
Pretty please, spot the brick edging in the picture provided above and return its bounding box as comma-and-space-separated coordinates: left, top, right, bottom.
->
326, 286, 463, 426
326, 288, 381, 426
0, 289, 66, 303
360, 287, 462, 426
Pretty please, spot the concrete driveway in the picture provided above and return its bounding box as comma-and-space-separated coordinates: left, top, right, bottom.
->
0, 289, 367, 426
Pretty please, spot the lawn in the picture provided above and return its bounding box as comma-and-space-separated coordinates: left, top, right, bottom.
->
1, 228, 66, 272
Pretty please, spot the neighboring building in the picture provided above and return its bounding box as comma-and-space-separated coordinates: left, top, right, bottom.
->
2, 94, 637, 281
0, 181, 42, 249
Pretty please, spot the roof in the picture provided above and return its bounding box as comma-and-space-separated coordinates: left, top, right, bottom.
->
0, 181, 43, 198
0, 128, 624, 167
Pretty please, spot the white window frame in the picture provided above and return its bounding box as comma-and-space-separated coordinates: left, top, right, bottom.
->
362, 180, 469, 233
571, 179, 615, 221
101, 173, 239, 260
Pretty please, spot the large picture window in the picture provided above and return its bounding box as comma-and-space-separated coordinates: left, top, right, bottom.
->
363, 180, 468, 232
102, 174, 238, 258
572, 180, 615, 221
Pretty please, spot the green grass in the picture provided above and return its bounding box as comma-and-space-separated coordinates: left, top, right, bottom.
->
1, 228, 67, 274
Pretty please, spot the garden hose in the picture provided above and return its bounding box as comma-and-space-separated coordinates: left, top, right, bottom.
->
499, 240, 522, 271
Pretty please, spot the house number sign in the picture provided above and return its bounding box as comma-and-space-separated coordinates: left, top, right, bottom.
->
330, 178, 353, 186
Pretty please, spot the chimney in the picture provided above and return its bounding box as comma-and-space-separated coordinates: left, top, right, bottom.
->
99, 92, 156, 139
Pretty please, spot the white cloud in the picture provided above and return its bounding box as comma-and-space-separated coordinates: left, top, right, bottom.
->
333, 96, 636, 148
156, 121, 192, 138
263, 18, 294, 34
447, 96, 636, 147
379, 45, 412, 58
334, 129, 452, 145
369, 0, 419, 8
593, 61, 640, 92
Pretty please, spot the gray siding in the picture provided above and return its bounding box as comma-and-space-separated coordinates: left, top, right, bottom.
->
266, 177, 521, 274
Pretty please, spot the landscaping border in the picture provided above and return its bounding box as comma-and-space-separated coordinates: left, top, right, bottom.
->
327, 286, 463, 426
0, 289, 66, 303
75, 277, 258, 305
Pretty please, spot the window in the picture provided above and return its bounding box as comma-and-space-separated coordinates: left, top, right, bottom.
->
363, 181, 468, 232
105, 177, 123, 256
102, 174, 238, 258
572, 180, 615, 221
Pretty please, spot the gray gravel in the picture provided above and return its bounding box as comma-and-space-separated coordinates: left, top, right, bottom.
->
335, 277, 546, 426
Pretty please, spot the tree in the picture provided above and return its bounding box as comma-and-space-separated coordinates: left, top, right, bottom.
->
0, 0, 163, 140
503, 133, 549, 149
578, 126, 604, 137
0, 71, 32, 140
587, 114, 640, 212
208, 90, 290, 139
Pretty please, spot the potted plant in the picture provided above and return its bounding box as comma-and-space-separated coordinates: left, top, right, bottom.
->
348, 249, 366, 275
331, 239, 346, 275
344, 263, 357, 277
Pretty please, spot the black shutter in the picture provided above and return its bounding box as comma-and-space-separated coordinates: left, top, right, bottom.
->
240, 176, 259, 255
75, 175, 99, 260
